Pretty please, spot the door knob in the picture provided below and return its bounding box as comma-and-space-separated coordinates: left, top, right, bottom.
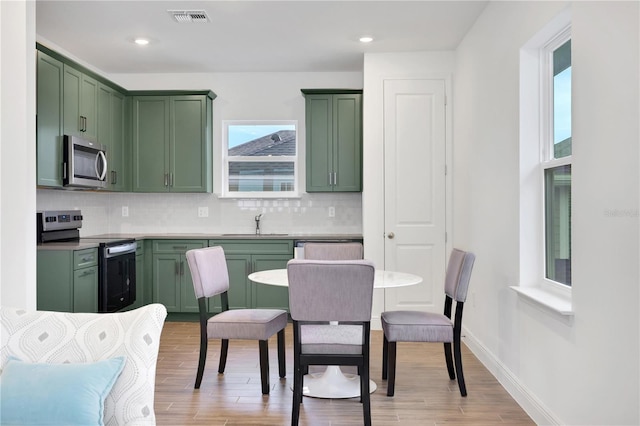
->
387, 232, 395, 239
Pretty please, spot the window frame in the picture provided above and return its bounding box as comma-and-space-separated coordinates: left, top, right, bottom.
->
221, 119, 300, 198
539, 28, 572, 289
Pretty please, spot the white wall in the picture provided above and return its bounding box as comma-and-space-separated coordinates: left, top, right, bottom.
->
36, 69, 364, 236
0, 0, 37, 309
453, 1, 639, 425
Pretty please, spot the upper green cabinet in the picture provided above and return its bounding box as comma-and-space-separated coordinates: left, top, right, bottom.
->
132, 93, 214, 193
98, 84, 130, 191
36, 51, 64, 187
36, 44, 130, 190
63, 65, 98, 141
302, 89, 362, 192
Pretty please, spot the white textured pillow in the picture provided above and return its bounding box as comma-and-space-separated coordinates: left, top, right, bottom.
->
0, 304, 167, 426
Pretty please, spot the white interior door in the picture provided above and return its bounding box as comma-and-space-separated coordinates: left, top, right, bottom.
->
383, 79, 447, 312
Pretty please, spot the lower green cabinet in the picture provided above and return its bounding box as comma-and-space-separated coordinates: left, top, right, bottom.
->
151, 240, 206, 313
209, 240, 293, 312
37, 247, 98, 313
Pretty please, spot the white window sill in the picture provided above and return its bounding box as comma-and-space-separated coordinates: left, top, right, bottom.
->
510, 285, 574, 316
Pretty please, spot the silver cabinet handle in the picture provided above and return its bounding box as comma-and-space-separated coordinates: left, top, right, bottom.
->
333, 172, 337, 186
328, 172, 332, 185
387, 232, 395, 239
170, 173, 174, 187
164, 173, 169, 187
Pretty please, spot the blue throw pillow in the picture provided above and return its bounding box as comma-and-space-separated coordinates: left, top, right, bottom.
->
0, 356, 126, 426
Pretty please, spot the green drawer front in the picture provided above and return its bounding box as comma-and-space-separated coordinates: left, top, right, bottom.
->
209, 239, 293, 255
153, 240, 207, 253
74, 248, 98, 269
136, 242, 144, 256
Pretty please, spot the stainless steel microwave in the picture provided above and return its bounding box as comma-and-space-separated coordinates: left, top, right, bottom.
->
63, 135, 107, 189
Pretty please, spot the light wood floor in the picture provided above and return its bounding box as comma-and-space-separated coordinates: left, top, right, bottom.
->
154, 321, 534, 425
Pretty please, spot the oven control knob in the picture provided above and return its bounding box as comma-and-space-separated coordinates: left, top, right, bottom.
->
73, 215, 83, 221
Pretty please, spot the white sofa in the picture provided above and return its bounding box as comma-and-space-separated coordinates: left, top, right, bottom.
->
0, 303, 167, 425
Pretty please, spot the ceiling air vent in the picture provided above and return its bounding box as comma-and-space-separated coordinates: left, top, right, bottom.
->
168, 10, 210, 23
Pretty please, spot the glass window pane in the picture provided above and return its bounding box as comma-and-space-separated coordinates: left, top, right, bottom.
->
228, 161, 295, 193
553, 40, 571, 158
228, 124, 296, 156
544, 164, 572, 285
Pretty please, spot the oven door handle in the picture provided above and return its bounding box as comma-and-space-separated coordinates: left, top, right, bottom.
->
105, 242, 137, 257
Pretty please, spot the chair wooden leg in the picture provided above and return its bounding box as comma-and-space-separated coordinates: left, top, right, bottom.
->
382, 334, 388, 380
453, 337, 467, 396
387, 341, 397, 396
218, 339, 229, 374
362, 359, 371, 426
195, 331, 208, 389
292, 361, 302, 425
444, 342, 455, 379
259, 340, 270, 395
277, 329, 286, 378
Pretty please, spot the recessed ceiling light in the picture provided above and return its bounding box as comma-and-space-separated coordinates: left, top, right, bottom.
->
359, 36, 374, 43
134, 38, 150, 46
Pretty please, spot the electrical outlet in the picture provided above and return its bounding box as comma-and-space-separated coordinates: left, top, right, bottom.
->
328, 206, 335, 217
198, 207, 209, 217
122, 206, 129, 217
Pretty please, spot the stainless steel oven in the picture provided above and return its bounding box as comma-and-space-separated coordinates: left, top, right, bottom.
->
98, 239, 137, 313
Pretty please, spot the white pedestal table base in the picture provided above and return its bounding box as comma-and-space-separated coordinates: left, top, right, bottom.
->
290, 366, 377, 399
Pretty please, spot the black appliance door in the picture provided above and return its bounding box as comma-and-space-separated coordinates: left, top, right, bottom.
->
100, 253, 136, 313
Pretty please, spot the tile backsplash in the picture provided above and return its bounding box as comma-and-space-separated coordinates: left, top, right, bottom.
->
37, 189, 362, 236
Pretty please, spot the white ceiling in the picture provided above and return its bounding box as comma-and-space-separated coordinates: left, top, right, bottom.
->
36, 1, 488, 74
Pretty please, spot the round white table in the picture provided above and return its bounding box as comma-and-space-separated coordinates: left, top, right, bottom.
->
248, 268, 422, 399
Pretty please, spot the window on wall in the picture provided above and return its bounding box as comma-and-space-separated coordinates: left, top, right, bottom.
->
222, 121, 298, 197
542, 36, 572, 287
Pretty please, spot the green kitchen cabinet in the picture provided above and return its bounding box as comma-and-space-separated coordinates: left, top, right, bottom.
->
36, 50, 64, 187
131, 92, 214, 193
98, 83, 130, 191
37, 247, 98, 313
302, 89, 362, 192
64, 65, 98, 141
151, 240, 206, 313
208, 239, 293, 312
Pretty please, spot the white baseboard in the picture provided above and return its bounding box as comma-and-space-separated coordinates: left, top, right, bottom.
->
462, 325, 563, 426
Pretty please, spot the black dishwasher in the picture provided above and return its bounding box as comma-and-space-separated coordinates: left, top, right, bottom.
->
98, 239, 137, 313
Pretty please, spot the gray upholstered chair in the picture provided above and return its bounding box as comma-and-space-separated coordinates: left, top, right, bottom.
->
186, 246, 288, 394
300, 241, 364, 375
381, 248, 475, 397
287, 259, 375, 426
303, 242, 363, 260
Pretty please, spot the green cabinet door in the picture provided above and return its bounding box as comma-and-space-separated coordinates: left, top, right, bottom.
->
152, 240, 207, 312
333, 94, 362, 191
171, 96, 211, 192
305, 94, 333, 191
153, 253, 181, 312
132, 94, 212, 193
37, 251, 73, 312
252, 254, 291, 310
303, 90, 362, 192
209, 239, 293, 312
98, 84, 129, 191
36, 51, 64, 187
132, 96, 170, 192
73, 265, 98, 313
63, 65, 98, 140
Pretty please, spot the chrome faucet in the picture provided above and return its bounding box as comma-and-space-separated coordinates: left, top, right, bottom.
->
255, 213, 264, 235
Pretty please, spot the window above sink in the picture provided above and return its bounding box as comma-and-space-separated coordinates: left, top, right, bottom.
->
221, 120, 299, 199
